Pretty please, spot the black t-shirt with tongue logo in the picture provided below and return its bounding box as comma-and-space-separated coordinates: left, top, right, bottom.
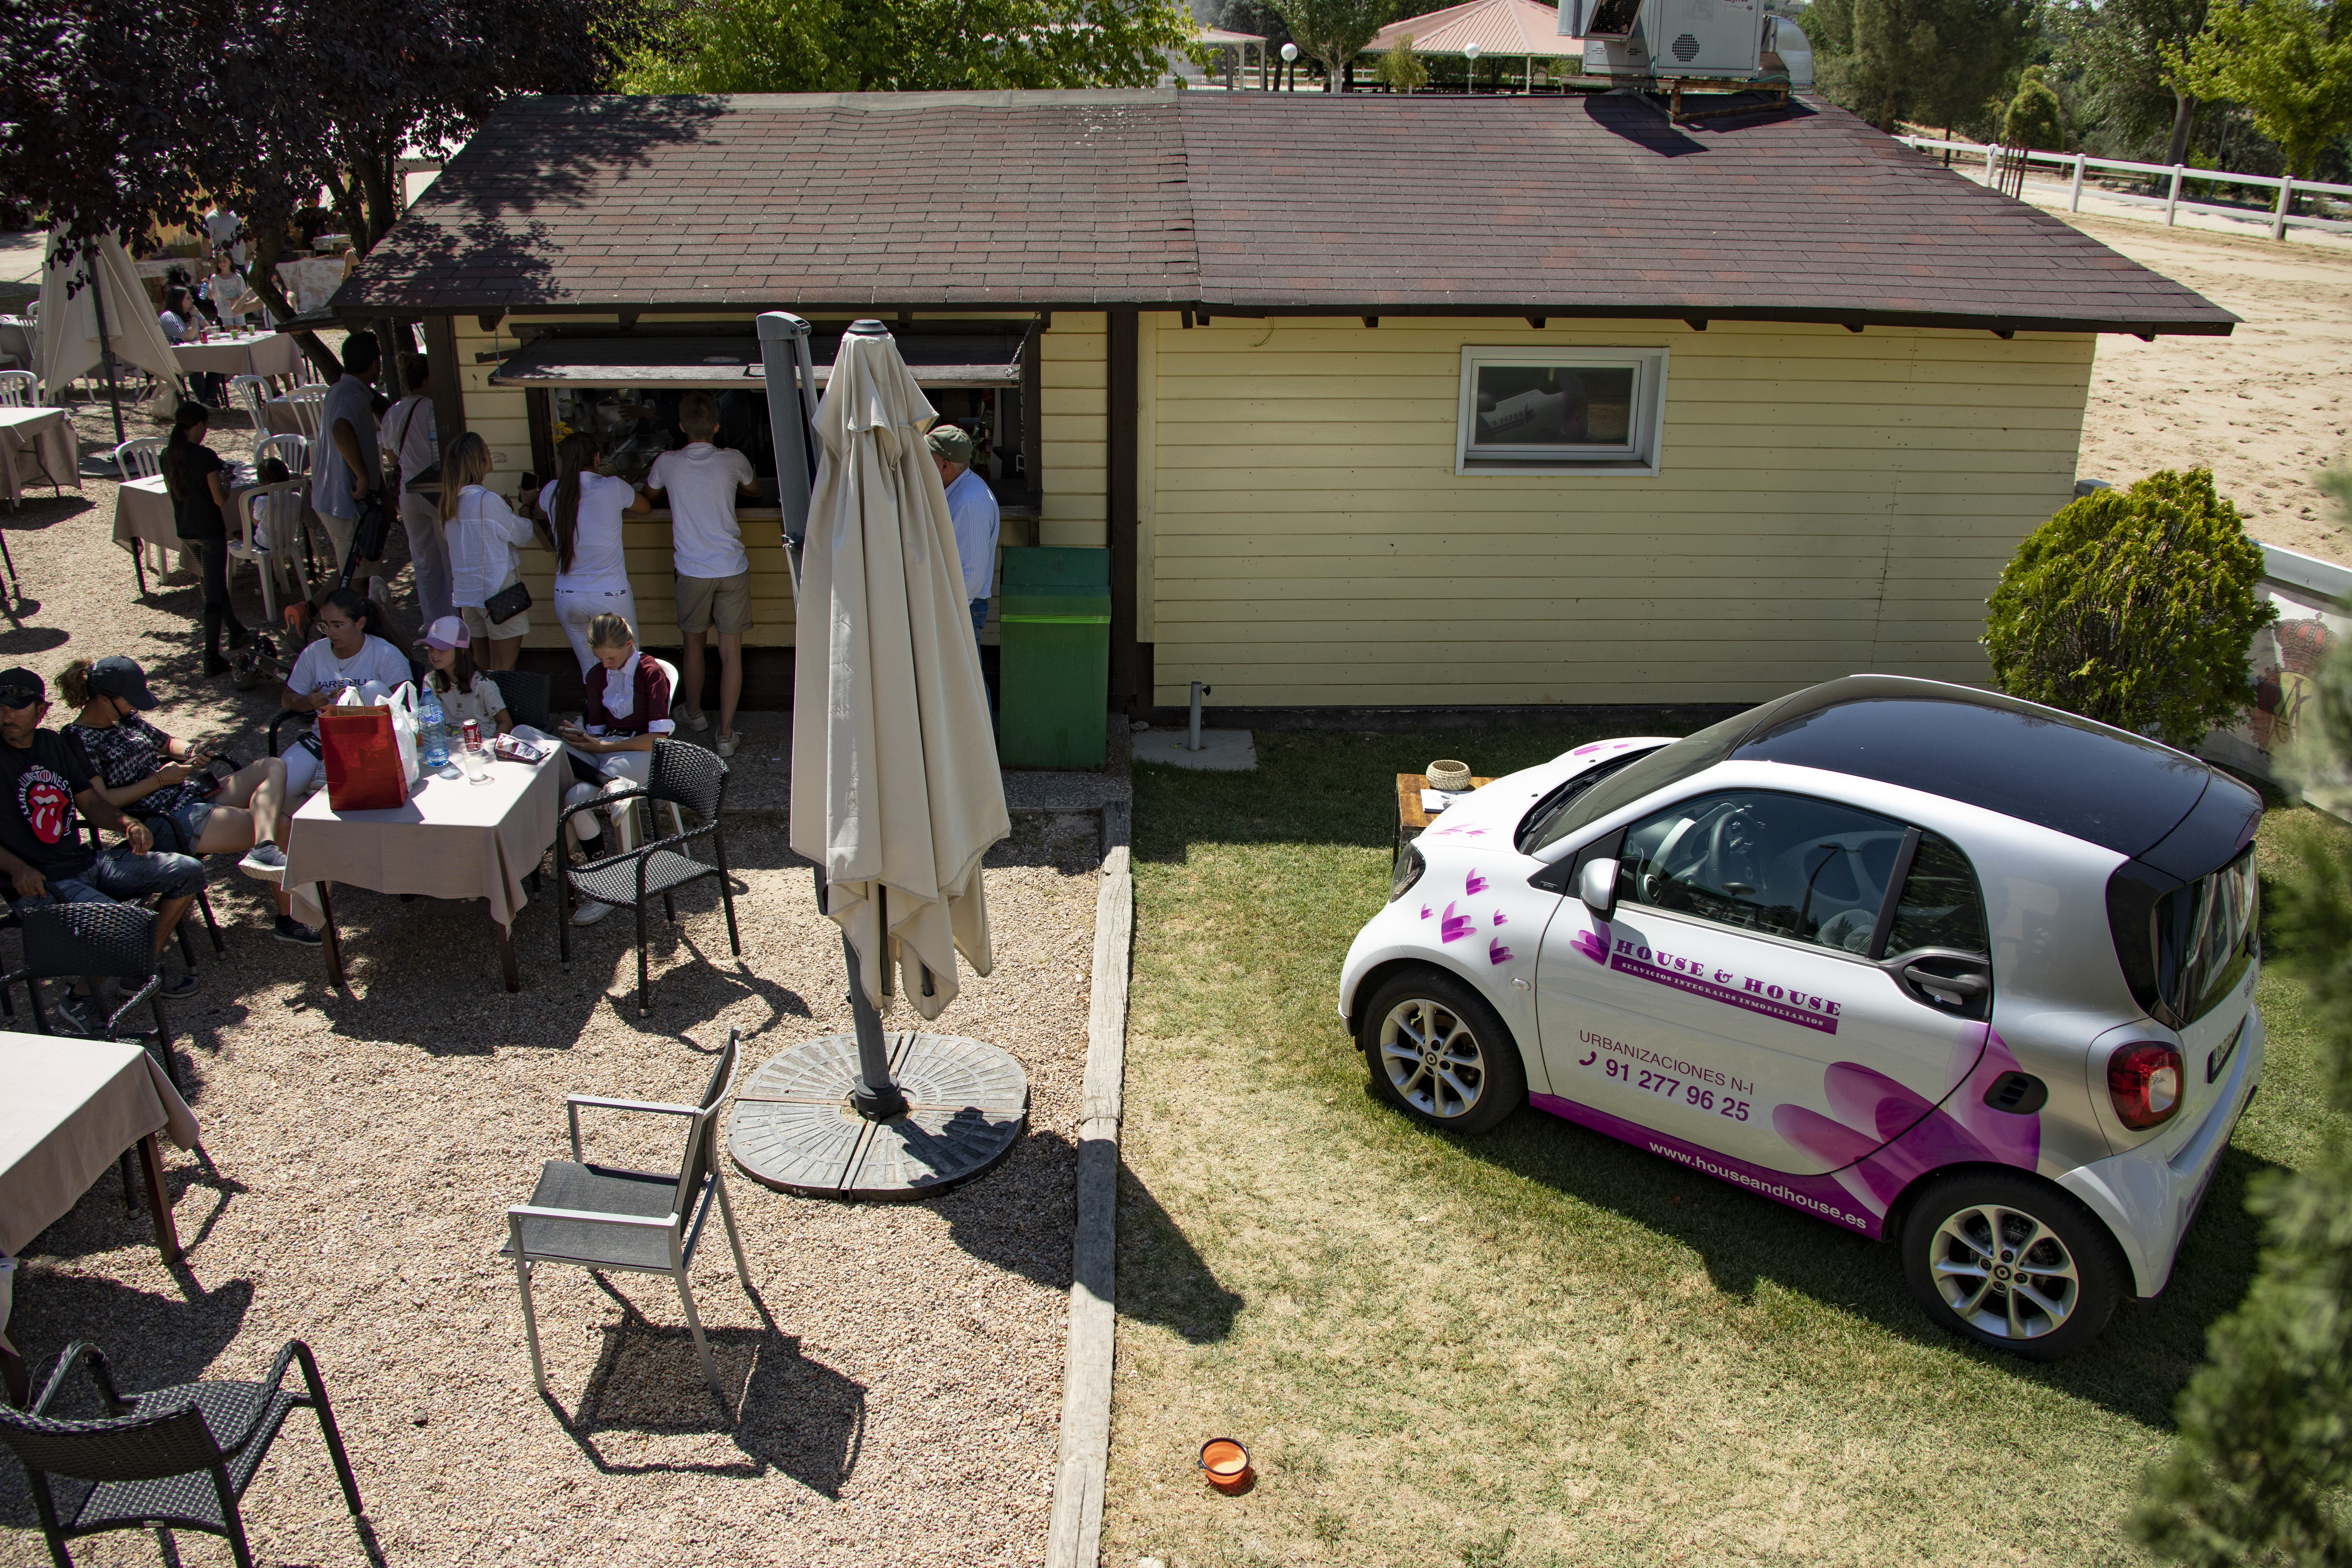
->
0, 731, 99, 882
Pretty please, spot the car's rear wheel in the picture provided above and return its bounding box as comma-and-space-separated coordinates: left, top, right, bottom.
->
1358, 969, 1526, 1135
1900, 1171, 2124, 1361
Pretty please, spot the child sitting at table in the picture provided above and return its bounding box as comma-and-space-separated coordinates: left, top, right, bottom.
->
555, 612, 672, 926
415, 617, 511, 736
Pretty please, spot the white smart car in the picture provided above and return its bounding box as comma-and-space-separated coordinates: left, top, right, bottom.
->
1341, 675, 2264, 1359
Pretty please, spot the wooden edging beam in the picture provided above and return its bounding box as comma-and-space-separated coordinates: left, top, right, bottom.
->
1046, 799, 1134, 1568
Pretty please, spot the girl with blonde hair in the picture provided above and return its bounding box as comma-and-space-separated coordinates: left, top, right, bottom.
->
440, 431, 534, 671
553, 612, 673, 925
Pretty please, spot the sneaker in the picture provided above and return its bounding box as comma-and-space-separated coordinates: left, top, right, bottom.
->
273, 915, 323, 946
715, 734, 739, 758
238, 842, 288, 882
154, 971, 198, 1000
570, 900, 614, 927
680, 707, 709, 732
53, 992, 105, 1037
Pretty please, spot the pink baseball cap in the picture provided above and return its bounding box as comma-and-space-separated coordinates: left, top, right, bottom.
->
415, 616, 470, 651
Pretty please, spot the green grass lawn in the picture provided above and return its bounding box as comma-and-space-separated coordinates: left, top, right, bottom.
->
1104, 720, 2348, 1568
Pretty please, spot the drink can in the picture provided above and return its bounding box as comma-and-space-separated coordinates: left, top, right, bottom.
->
462, 719, 482, 750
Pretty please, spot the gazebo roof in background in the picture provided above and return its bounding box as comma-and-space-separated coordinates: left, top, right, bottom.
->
1195, 25, 1268, 45
1365, 0, 1583, 56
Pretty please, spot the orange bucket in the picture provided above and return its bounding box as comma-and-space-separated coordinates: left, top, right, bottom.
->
1199, 1437, 1253, 1494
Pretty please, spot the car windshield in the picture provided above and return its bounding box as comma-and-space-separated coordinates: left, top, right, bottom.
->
1528, 707, 1768, 855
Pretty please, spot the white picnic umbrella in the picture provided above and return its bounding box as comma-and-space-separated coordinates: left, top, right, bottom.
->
789, 320, 1009, 1022
36, 225, 180, 447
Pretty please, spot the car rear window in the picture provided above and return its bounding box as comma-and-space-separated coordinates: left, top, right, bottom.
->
1734, 697, 2212, 856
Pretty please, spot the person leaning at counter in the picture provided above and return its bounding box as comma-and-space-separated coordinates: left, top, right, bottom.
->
536, 432, 652, 677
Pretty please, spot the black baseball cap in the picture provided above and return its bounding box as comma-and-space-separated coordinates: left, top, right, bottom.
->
89, 655, 159, 710
0, 668, 45, 708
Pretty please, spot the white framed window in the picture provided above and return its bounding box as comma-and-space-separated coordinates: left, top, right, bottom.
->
1455, 345, 1670, 475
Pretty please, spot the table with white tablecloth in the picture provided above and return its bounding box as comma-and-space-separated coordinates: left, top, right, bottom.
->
112, 472, 259, 574
174, 330, 300, 380
283, 743, 567, 993
0, 317, 33, 372
0, 1035, 200, 1263
0, 406, 80, 508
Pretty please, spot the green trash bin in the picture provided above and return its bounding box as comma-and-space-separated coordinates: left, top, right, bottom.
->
997, 546, 1110, 768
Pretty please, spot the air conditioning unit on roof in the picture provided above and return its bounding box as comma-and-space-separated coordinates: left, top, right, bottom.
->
1562, 0, 1813, 85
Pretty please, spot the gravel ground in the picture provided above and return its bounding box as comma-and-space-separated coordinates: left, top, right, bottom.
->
0, 387, 1101, 1567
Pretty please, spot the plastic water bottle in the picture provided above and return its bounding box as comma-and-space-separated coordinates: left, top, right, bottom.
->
418, 687, 448, 770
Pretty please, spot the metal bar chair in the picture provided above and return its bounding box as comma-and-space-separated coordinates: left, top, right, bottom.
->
556, 740, 741, 1015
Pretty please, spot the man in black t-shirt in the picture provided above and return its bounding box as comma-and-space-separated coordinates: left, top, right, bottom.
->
0, 668, 208, 1033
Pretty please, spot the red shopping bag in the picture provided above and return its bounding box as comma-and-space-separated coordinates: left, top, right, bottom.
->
318, 705, 408, 811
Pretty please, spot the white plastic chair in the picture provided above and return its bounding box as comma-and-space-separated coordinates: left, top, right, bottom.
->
112, 439, 166, 481
284, 385, 327, 439
253, 433, 307, 479
229, 481, 314, 622
0, 371, 34, 407
651, 658, 688, 841
229, 373, 271, 428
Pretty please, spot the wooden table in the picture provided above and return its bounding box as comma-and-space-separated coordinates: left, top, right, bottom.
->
1394, 771, 1494, 865
282, 744, 566, 993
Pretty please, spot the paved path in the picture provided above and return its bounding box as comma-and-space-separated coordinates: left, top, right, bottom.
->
0, 230, 46, 288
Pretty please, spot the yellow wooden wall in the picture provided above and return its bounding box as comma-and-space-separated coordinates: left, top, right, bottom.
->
1143, 315, 2096, 708
1040, 312, 1107, 549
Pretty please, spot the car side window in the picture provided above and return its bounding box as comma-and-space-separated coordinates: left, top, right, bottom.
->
1616, 790, 1911, 955
1881, 832, 1988, 957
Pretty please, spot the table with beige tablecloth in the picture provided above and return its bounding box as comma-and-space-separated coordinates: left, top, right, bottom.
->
0, 406, 80, 508
283, 743, 566, 992
112, 473, 218, 573
174, 331, 301, 380
0, 1035, 199, 1261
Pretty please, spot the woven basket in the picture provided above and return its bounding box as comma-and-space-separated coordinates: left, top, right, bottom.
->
1426, 759, 1472, 793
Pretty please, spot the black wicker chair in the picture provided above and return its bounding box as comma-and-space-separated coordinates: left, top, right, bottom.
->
0, 1339, 365, 1568
0, 903, 176, 1079
556, 739, 740, 1015
482, 667, 554, 733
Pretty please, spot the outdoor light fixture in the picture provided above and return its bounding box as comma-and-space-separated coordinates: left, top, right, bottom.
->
1281, 39, 1297, 90
1464, 42, 1481, 93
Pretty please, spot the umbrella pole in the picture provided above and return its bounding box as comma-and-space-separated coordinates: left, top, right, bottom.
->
815, 866, 909, 1121
85, 247, 128, 450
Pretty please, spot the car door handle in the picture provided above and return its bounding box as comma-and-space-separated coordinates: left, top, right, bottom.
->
1903, 964, 1986, 998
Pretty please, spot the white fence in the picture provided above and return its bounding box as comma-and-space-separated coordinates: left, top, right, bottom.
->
1895, 134, 2352, 240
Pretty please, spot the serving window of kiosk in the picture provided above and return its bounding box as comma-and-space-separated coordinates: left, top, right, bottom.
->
489, 329, 1036, 510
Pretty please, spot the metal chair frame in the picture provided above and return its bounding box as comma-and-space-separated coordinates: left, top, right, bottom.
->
503, 1030, 751, 1399
555, 739, 741, 1015
0, 1339, 365, 1568
0, 902, 175, 1083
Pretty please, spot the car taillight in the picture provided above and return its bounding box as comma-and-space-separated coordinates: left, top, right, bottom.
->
2107, 1042, 2184, 1130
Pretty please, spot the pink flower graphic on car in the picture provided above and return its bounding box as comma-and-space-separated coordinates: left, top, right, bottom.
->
1569, 929, 1609, 965
1439, 903, 1475, 943
1464, 870, 1488, 895
1491, 909, 1507, 926
1489, 939, 1514, 965
1420, 904, 1432, 920
1772, 1028, 2038, 1218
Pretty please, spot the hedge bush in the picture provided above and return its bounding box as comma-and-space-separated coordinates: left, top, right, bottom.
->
1983, 469, 2276, 749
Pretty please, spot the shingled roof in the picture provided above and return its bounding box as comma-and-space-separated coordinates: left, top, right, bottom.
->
336, 88, 2233, 336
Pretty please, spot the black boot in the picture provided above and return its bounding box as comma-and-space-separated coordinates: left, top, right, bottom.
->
202, 609, 230, 676
225, 617, 250, 650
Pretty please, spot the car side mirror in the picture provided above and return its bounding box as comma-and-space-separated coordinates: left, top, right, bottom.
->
1577, 857, 1619, 920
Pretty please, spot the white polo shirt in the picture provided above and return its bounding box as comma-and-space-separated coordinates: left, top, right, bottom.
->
646, 442, 755, 579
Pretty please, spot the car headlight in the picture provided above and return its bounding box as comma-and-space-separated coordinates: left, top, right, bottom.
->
1390, 844, 1426, 903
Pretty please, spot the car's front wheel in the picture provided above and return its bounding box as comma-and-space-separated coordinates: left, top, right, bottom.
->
1358, 969, 1526, 1135
1900, 1172, 2125, 1360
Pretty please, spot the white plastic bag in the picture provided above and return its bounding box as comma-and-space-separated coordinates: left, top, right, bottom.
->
383, 681, 421, 787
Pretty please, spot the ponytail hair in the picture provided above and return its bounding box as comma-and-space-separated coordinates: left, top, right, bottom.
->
162, 399, 209, 500
315, 584, 388, 643
587, 612, 635, 651
55, 658, 95, 709
440, 431, 490, 525
551, 430, 599, 574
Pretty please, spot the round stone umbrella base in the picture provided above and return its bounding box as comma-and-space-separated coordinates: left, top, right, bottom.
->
727, 1031, 1029, 1200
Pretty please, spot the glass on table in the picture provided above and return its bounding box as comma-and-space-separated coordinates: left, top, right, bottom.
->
459, 743, 492, 783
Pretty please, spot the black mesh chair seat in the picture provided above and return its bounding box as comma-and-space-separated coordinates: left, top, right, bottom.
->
48, 1382, 299, 1535
0, 902, 175, 1079
483, 668, 554, 733
501, 1163, 684, 1272
0, 1339, 366, 1568
568, 848, 721, 909
556, 739, 741, 1016
504, 1030, 752, 1401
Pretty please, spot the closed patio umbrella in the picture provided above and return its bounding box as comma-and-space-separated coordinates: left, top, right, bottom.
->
728, 319, 1027, 1200
36, 226, 181, 456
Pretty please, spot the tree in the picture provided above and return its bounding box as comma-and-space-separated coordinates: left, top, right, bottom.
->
2045, 0, 2210, 165
1982, 469, 2277, 750
618, 0, 1195, 92
1270, 0, 1395, 91
1373, 33, 1428, 91
2129, 584, 2352, 1563
1807, 0, 2032, 133
2002, 63, 2068, 147
2174, 0, 2352, 178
